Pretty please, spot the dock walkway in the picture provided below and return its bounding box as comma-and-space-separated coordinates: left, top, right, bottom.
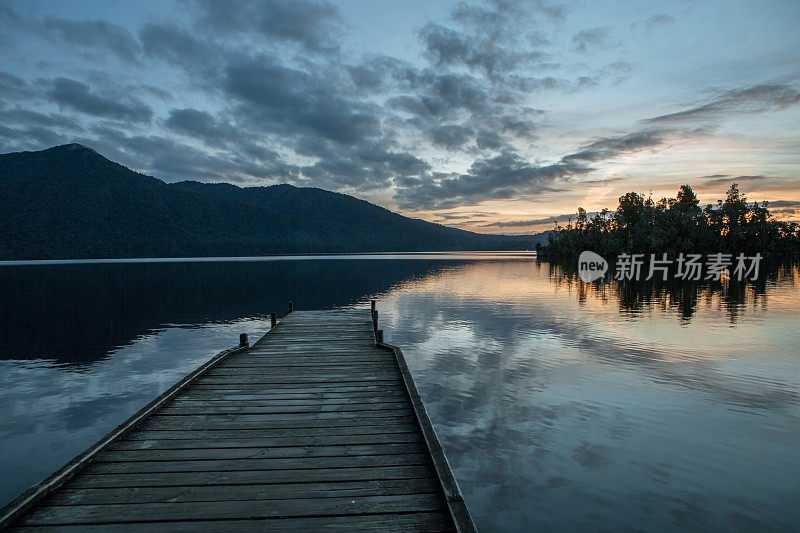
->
1, 307, 474, 531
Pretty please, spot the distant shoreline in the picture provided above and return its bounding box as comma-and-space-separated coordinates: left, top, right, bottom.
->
0, 251, 537, 266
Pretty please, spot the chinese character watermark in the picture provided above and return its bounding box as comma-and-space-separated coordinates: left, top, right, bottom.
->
577, 252, 762, 281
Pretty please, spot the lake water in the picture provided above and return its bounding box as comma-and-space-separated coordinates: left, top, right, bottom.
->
1, 254, 798, 530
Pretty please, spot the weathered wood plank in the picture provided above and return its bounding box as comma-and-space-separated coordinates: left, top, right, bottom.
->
86, 452, 432, 474
11, 512, 456, 532
141, 412, 417, 431
189, 383, 405, 393
197, 375, 401, 384
67, 464, 438, 488
12, 512, 456, 533
172, 392, 409, 404
112, 433, 424, 450
174, 393, 409, 404
44, 478, 441, 506
19, 493, 447, 525
218, 359, 398, 366
124, 424, 421, 440
98, 442, 426, 462
159, 401, 411, 415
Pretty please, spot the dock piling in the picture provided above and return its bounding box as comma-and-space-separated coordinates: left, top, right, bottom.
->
270, 312, 277, 328
239, 333, 249, 348
288, 301, 293, 313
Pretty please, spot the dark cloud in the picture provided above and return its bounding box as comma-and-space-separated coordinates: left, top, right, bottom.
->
0, 123, 69, 152
165, 108, 231, 144
0, 108, 81, 130
395, 150, 589, 209
766, 200, 800, 209
47, 77, 153, 123
0, 4, 20, 48
506, 74, 572, 92
476, 129, 504, 150
572, 27, 612, 53
643, 14, 675, 31
480, 215, 570, 228
194, 0, 342, 53
771, 207, 800, 218
419, 23, 545, 78
580, 176, 624, 185
298, 143, 431, 191
0, 71, 29, 101
224, 56, 382, 145
563, 130, 668, 162
647, 83, 800, 123
700, 174, 772, 185
0, 4, 20, 24
139, 21, 216, 70
165, 108, 283, 163
388, 71, 491, 120
86, 125, 298, 183
607, 61, 634, 74
347, 56, 406, 92
139, 85, 173, 101
42, 17, 140, 62
415, 0, 563, 80
562, 127, 715, 163
430, 124, 474, 149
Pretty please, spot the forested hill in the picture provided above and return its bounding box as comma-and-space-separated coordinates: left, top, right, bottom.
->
0, 144, 535, 260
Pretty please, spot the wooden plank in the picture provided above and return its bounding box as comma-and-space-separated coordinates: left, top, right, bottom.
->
217, 359, 398, 367
189, 383, 405, 393
19, 493, 447, 525
10, 512, 456, 533
44, 478, 441, 506
189, 384, 404, 393
159, 401, 411, 415
98, 442, 426, 462
199, 372, 402, 381
172, 391, 409, 403
197, 375, 401, 384
124, 424, 421, 440
141, 412, 417, 431
112, 433, 424, 450
67, 464, 438, 488
85, 452, 433, 474
233, 358, 396, 364
175, 391, 409, 402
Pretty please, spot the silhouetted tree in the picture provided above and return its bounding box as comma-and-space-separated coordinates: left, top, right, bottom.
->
542, 183, 799, 260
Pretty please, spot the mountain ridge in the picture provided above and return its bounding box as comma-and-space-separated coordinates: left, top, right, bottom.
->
0, 144, 538, 260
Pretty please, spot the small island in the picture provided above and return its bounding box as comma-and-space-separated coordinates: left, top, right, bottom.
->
539, 184, 800, 260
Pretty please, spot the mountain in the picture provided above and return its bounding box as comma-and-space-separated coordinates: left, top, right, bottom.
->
0, 144, 537, 260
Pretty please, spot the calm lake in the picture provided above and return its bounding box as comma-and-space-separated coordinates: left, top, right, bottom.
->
1, 253, 798, 531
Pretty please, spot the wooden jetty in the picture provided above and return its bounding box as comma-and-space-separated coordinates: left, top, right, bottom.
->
0, 303, 475, 531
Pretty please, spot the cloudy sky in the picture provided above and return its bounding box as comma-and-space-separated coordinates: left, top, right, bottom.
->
1, 0, 798, 232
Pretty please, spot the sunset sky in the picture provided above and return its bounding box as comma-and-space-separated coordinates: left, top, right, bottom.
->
1, 0, 798, 232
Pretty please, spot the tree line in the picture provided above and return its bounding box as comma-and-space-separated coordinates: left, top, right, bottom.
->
539, 183, 800, 260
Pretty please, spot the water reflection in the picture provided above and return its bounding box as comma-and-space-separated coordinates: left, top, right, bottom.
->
0, 259, 479, 364
548, 259, 797, 323
377, 260, 800, 531
1, 256, 799, 531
